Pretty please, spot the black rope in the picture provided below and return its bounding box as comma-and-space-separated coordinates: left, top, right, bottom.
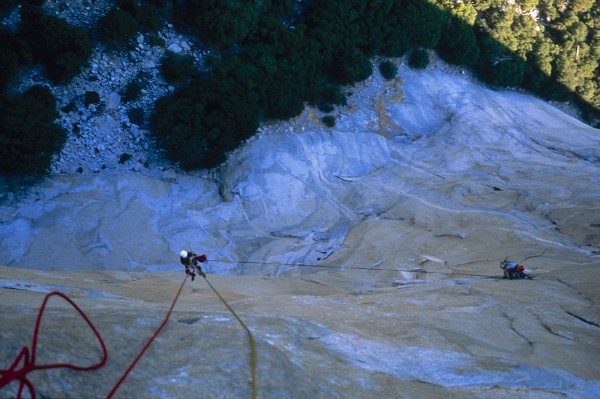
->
520, 249, 548, 263
207, 258, 503, 279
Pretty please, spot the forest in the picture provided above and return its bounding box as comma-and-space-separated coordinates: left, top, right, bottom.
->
0, 0, 598, 174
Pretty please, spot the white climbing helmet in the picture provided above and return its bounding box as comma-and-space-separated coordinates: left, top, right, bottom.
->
180, 250, 188, 258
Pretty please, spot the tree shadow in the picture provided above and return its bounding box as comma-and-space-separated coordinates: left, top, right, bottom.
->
425, 0, 599, 126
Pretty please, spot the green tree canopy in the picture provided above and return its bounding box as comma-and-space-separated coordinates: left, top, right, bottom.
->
329, 47, 373, 85
437, 16, 480, 65
98, 8, 139, 46
19, 11, 91, 83
151, 0, 600, 170
160, 51, 197, 83
408, 48, 430, 69
152, 74, 259, 169
0, 86, 65, 175
0, 29, 32, 90
176, 0, 260, 50
398, 0, 447, 49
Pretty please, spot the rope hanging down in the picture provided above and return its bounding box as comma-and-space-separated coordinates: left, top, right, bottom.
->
106, 274, 189, 399
202, 275, 257, 399
1, 274, 257, 399
0, 291, 108, 399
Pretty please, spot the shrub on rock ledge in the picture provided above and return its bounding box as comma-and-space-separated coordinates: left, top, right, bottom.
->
160, 51, 196, 83
84, 91, 101, 107
123, 81, 142, 102
408, 49, 429, 70
127, 107, 145, 126
379, 60, 398, 80
321, 115, 336, 127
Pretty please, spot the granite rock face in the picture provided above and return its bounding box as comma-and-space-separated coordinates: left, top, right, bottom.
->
1, 267, 599, 399
1, 66, 599, 398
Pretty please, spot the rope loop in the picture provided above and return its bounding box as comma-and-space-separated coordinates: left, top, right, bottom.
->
0, 291, 108, 399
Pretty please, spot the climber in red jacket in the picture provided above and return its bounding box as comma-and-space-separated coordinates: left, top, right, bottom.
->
179, 250, 207, 281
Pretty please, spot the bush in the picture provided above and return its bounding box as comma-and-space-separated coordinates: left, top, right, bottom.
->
408, 49, 429, 69
117, 0, 166, 31
147, 34, 165, 47
119, 153, 133, 164
98, 8, 139, 46
123, 81, 142, 102
321, 116, 336, 127
382, 34, 410, 58
0, 0, 17, 13
330, 47, 372, 85
0, 31, 25, 90
142, 0, 167, 7
0, 86, 66, 176
379, 60, 398, 80
160, 51, 196, 83
486, 57, 526, 88
303, 0, 367, 64
261, 77, 306, 120
175, 0, 260, 49
61, 99, 77, 113
152, 74, 259, 169
320, 85, 347, 106
398, 0, 446, 49
317, 102, 334, 113
227, 46, 308, 120
23, 0, 46, 5
127, 107, 145, 125
436, 17, 479, 66
84, 91, 100, 106
19, 13, 91, 84
146, 0, 599, 170
141, 8, 164, 31
117, 0, 140, 17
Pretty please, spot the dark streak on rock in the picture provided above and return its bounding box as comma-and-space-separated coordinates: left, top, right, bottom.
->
566, 311, 600, 328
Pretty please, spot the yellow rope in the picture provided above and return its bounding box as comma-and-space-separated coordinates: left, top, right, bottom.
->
202, 276, 256, 399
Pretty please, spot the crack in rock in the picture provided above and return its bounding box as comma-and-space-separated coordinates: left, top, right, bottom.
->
500, 309, 534, 350
565, 310, 600, 329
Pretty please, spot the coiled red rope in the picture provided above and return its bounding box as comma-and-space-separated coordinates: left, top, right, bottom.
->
1, 275, 189, 399
0, 290, 108, 399
1, 273, 260, 398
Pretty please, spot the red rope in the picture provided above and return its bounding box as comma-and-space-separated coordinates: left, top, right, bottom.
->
0, 291, 108, 399
105, 274, 188, 399
1, 275, 189, 399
